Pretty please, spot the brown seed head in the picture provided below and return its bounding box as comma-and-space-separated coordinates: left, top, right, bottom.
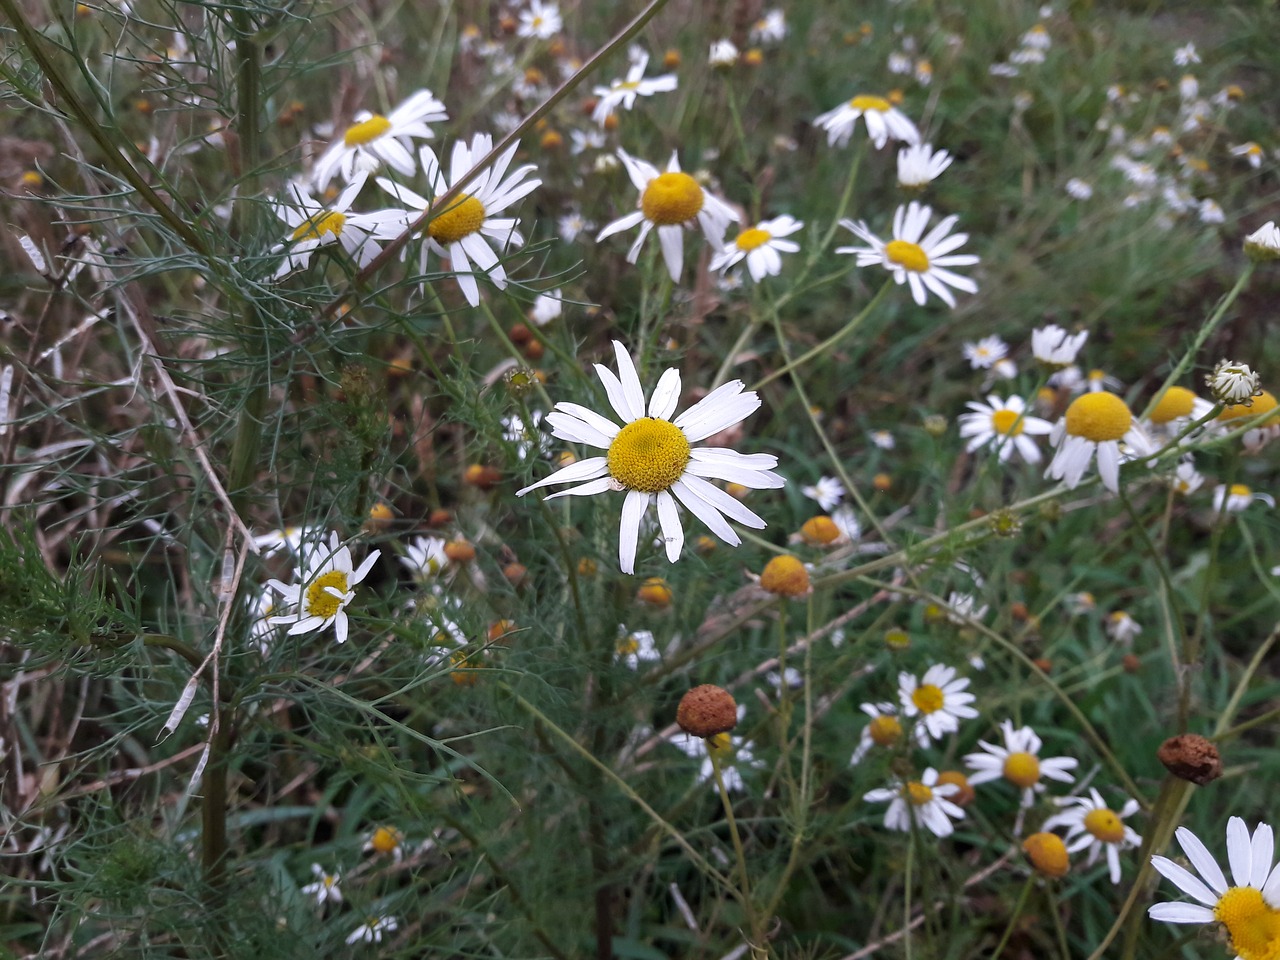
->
677, 685, 738, 738
444, 538, 476, 564
1157, 733, 1222, 785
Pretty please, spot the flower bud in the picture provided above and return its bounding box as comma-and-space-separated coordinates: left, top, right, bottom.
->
1205, 360, 1262, 406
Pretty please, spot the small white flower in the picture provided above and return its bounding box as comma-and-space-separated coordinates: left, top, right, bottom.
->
898, 664, 978, 745
964, 720, 1077, 808
802, 476, 845, 511
1173, 43, 1200, 67
1105, 610, 1142, 644
1065, 178, 1094, 200
590, 54, 678, 126
1231, 142, 1264, 169
958, 394, 1053, 463
267, 533, 380, 644
963, 335, 1008, 369
501, 410, 549, 461
851, 702, 903, 763
1213, 483, 1275, 514
1020, 24, 1051, 50
313, 90, 447, 189
517, 0, 561, 39
301, 864, 343, 905
864, 767, 965, 837
615, 627, 660, 669
1244, 221, 1280, 261
400, 535, 449, 579
837, 202, 979, 308
669, 711, 762, 792
749, 9, 786, 44
1032, 323, 1088, 367
869, 429, 895, 451
529, 289, 563, 326
269, 176, 400, 280
558, 210, 593, 243
945, 591, 989, 625
709, 215, 803, 281
1205, 359, 1262, 405
1043, 788, 1141, 884
569, 129, 606, 155
1171, 459, 1205, 495
346, 916, 398, 945
1045, 391, 1152, 494
1179, 74, 1199, 101
1198, 199, 1225, 225
708, 39, 739, 67
897, 143, 953, 188
813, 95, 921, 149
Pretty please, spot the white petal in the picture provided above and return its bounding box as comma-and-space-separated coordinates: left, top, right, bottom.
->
1151, 855, 1221, 907
1227, 817, 1253, 889
648, 367, 682, 420
1178, 826, 1228, 895
674, 382, 760, 441
670, 478, 739, 544
655, 490, 684, 562
516, 457, 610, 496
618, 490, 650, 574
1148, 901, 1215, 924
549, 402, 620, 445
612, 341, 647, 422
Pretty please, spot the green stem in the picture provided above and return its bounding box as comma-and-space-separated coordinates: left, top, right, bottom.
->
709, 748, 764, 956
990, 875, 1034, 960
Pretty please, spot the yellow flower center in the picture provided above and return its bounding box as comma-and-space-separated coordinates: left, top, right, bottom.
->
343, 114, 392, 146
734, 227, 771, 251
640, 172, 705, 226
1064, 391, 1132, 442
759, 554, 811, 597
799, 515, 840, 545
370, 826, 401, 854
911, 683, 945, 715
291, 211, 347, 242
903, 781, 933, 806
1023, 832, 1070, 878
616, 636, 639, 656
885, 239, 930, 273
1219, 390, 1277, 422
1003, 751, 1041, 788
1083, 807, 1126, 844
1230, 483, 1252, 498
427, 194, 487, 245
1214, 887, 1280, 960
1148, 386, 1197, 424
869, 714, 902, 747
304, 570, 350, 620
606, 418, 690, 493
707, 732, 734, 759
617, 79, 642, 91
990, 408, 1024, 436
850, 94, 891, 113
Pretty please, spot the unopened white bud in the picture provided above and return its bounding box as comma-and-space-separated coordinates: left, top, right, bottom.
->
1205, 360, 1262, 405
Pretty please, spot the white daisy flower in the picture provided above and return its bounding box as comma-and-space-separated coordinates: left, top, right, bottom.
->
1173, 43, 1200, 67
376, 132, 541, 306
615, 627, 660, 669
851, 702, 903, 764
312, 89, 447, 189
597, 151, 738, 283
958, 395, 1053, 463
301, 864, 343, 905
1045, 391, 1152, 493
1144, 386, 1215, 436
346, 916, 398, 945
590, 53, 678, 126
400, 535, 449, 579
517, 0, 561, 39
709, 215, 803, 281
501, 410, 549, 461
1032, 324, 1088, 367
558, 210, 593, 243
813, 94, 921, 149
898, 664, 978, 745
1065, 177, 1094, 200
669, 710, 762, 792
569, 129, 606, 155
1021, 24, 1051, 49
1231, 142, 1264, 169
1214, 483, 1275, 514
1200, 199, 1226, 225
1171, 459, 1205, 495
964, 720, 1078, 808
802, 476, 845, 511
869, 430, 895, 450
749, 9, 786, 44
269, 175, 400, 280
945, 591, 989, 625
864, 767, 965, 838
1043, 788, 1141, 884
1149, 816, 1280, 960
708, 39, 739, 67
529, 289, 563, 326
1244, 221, 1280, 260
266, 533, 380, 645
897, 142, 954, 188
516, 341, 783, 575
1105, 610, 1142, 644
963, 335, 1008, 369
837, 202, 979, 308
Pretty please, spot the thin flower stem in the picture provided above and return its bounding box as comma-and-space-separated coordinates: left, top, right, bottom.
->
990, 875, 1034, 960
709, 748, 765, 956
903, 832, 915, 960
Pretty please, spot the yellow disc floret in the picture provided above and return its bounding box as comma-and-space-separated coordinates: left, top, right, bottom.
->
734, 227, 771, 251
991, 408, 1024, 436
291, 211, 347, 242
428, 194, 487, 245
606, 418, 690, 493
759, 554, 811, 597
1148, 386, 1197, 424
885, 239, 930, 273
903, 781, 933, 806
641, 172, 704, 226
1064, 391, 1132, 442
1083, 807, 1126, 844
911, 684, 945, 715
869, 714, 903, 747
850, 94, 891, 113
344, 114, 393, 146
799, 515, 841, 545
1003, 751, 1041, 788
1219, 390, 1277, 422
1023, 832, 1070, 878
304, 570, 350, 619
370, 826, 401, 854
1213, 887, 1280, 960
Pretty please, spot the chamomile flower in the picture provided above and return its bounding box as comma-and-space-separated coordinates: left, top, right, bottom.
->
590, 53, 678, 126
1173, 42, 1200, 67
1171, 459, 1205, 495
266, 533, 380, 645
596, 151, 739, 283
864, 767, 965, 838
851, 702, 903, 763
517, 0, 561, 39
615, 627, 660, 669
400, 535, 449, 579
802, 476, 846, 511
346, 916, 398, 945
1105, 610, 1142, 643
516, 341, 783, 575
1043, 788, 1141, 884
501, 410, 549, 460
837, 202, 979, 307
709, 215, 803, 281
1149, 817, 1280, 960
1032, 324, 1088, 367
897, 142, 954, 188
965, 720, 1078, 808
670, 713, 762, 792
269, 175, 398, 280
749, 9, 786, 44
1244, 221, 1280, 261
312, 89, 447, 189
1144, 385, 1215, 435
301, 864, 343, 905
813, 94, 921, 149
898, 664, 978, 745
1231, 142, 1264, 169
1065, 177, 1094, 200
963, 335, 1008, 369
529, 290, 563, 325
958, 395, 1053, 463
363, 825, 404, 861
1045, 391, 1151, 493
376, 132, 541, 306
1214, 484, 1275, 513
708, 39, 739, 68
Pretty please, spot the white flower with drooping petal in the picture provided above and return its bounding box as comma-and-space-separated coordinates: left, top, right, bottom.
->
1044, 788, 1141, 884
266, 533, 380, 644
837, 202, 978, 307
590, 53, 677, 126
709, 215, 803, 281
269, 175, 404, 280
864, 767, 965, 837
312, 90, 447, 189
813, 94, 920, 149
898, 664, 978, 745
964, 719, 1077, 808
516, 341, 784, 575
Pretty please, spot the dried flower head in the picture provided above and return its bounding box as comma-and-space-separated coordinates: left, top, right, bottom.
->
1157, 733, 1222, 785
677, 685, 738, 738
